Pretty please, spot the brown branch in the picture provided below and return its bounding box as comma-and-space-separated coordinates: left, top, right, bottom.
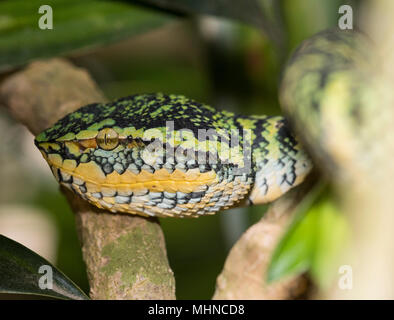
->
213, 181, 313, 300
0, 58, 175, 300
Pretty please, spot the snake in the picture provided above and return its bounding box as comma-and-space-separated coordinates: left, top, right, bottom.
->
279, 29, 372, 179
34, 29, 368, 218
34, 93, 311, 217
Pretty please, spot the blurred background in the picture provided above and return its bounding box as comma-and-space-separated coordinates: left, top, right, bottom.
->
0, 0, 363, 299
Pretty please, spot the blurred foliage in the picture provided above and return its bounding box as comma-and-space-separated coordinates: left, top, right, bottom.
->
30, 187, 90, 295
0, 234, 88, 299
283, 0, 344, 51
0, 0, 362, 298
0, 0, 171, 71
129, 0, 285, 49
267, 185, 349, 289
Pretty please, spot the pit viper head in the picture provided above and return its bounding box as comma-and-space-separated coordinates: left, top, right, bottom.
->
35, 93, 311, 217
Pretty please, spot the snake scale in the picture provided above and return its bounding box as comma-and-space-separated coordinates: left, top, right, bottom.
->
35, 29, 367, 218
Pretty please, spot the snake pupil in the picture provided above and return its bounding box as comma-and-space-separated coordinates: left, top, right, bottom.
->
96, 128, 119, 150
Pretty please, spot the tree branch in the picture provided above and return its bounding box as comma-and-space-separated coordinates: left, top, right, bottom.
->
213, 181, 313, 300
0, 58, 175, 300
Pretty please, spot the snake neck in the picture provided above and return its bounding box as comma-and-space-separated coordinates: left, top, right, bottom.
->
233, 114, 312, 205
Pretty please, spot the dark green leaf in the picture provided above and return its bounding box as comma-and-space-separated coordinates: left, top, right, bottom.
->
0, 234, 89, 300
0, 0, 172, 71
130, 0, 285, 49
267, 184, 349, 287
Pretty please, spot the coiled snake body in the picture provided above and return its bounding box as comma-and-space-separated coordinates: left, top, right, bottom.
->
35, 30, 366, 218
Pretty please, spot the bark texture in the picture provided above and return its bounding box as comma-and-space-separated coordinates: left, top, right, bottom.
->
0, 58, 176, 300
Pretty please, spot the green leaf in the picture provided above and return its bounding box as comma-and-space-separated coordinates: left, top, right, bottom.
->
0, 234, 89, 300
310, 199, 348, 289
266, 185, 321, 283
0, 0, 172, 71
267, 184, 349, 288
130, 0, 285, 49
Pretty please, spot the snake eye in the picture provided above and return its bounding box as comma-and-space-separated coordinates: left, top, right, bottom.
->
96, 128, 119, 150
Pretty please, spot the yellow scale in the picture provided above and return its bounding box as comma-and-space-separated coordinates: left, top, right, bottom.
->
44, 152, 250, 217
